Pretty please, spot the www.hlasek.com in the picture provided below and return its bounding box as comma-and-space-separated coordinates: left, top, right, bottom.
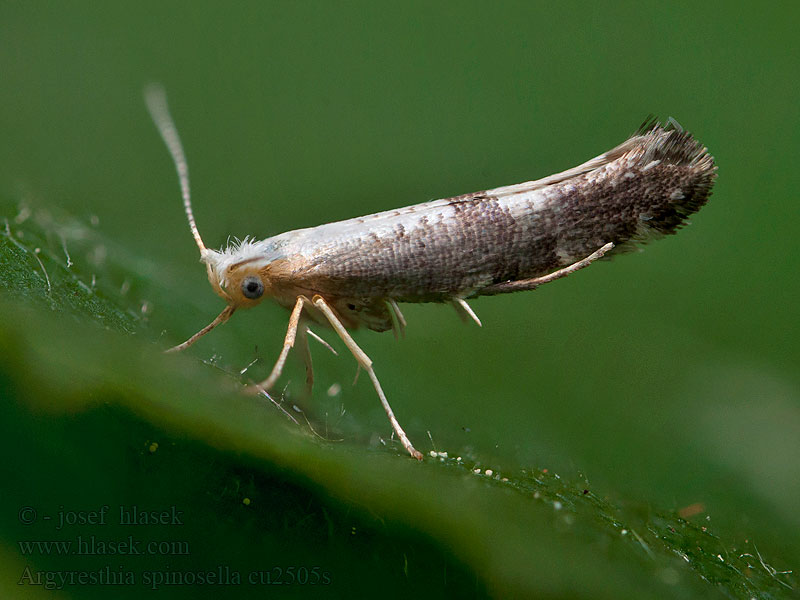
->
19, 535, 189, 556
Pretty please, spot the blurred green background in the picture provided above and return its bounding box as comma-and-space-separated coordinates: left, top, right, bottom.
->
1, 1, 798, 598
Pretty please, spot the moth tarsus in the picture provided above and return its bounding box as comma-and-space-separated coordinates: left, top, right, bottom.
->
145, 85, 716, 460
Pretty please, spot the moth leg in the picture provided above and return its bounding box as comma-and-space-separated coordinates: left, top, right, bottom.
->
306, 327, 338, 356
386, 298, 407, 339
295, 324, 314, 397
312, 295, 423, 461
165, 305, 236, 353
452, 298, 482, 327
482, 242, 614, 295
254, 295, 311, 392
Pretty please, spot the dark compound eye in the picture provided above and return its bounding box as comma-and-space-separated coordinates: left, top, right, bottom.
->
241, 276, 264, 299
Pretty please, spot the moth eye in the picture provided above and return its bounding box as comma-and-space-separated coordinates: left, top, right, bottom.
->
241, 276, 264, 299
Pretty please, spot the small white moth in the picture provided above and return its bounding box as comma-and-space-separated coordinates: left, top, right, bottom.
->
145, 85, 715, 460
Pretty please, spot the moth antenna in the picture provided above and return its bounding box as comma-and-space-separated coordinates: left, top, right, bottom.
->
143, 83, 207, 256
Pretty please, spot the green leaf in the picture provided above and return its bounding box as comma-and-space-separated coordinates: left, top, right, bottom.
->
2, 200, 796, 599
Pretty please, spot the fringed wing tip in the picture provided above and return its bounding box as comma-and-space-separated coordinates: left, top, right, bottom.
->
605, 117, 717, 252
636, 115, 684, 135
635, 117, 715, 171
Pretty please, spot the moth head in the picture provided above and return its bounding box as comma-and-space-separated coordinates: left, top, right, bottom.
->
163, 249, 272, 353
208, 251, 271, 309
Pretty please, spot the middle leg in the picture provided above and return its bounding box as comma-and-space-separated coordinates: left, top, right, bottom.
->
311, 295, 423, 460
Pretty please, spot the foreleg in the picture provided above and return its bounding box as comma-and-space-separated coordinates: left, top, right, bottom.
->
253, 295, 312, 391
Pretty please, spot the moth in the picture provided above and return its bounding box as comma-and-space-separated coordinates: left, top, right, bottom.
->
145, 85, 716, 460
